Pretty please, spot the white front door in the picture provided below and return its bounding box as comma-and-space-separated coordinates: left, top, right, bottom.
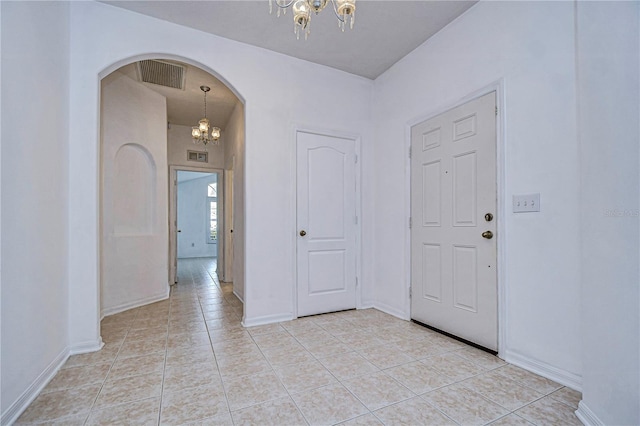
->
296, 131, 357, 317
411, 91, 498, 351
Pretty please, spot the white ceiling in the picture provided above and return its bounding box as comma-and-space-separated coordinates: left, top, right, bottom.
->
104, 1, 476, 130
102, 0, 477, 79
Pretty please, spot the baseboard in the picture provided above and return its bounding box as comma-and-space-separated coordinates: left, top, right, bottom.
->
69, 338, 104, 355
358, 300, 375, 310
242, 312, 295, 328
502, 349, 582, 392
575, 401, 604, 426
100, 287, 170, 318
373, 300, 409, 321
232, 289, 244, 303
1, 346, 69, 426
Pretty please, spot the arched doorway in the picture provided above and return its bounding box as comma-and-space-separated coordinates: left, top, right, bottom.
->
98, 56, 245, 330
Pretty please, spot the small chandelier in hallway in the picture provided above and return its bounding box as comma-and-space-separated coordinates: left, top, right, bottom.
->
192, 85, 221, 147
269, 0, 356, 40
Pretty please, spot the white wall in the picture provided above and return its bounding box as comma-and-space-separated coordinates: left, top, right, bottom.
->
66, 0, 374, 344
372, 1, 582, 386
576, 2, 640, 424
101, 71, 169, 316
177, 174, 217, 259
0, 1, 70, 422
168, 123, 225, 169
224, 103, 245, 300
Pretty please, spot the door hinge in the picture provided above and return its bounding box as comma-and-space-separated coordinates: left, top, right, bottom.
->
409, 287, 412, 298
409, 217, 412, 229
495, 106, 498, 116
355, 154, 358, 163
409, 146, 412, 159
355, 216, 358, 225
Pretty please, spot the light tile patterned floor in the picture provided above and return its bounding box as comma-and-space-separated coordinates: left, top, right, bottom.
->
16, 258, 582, 425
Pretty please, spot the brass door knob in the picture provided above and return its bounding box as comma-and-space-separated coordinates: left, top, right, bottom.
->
482, 230, 493, 239
299, 230, 307, 237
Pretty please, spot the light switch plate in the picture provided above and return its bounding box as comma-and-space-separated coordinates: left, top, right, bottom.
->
513, 193, 540, 213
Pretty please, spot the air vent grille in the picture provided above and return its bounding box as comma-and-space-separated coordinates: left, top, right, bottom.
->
136, 60, 186, 90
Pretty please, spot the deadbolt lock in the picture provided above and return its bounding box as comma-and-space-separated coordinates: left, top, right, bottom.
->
484, 213, 494, 222
299, 230, 307, 237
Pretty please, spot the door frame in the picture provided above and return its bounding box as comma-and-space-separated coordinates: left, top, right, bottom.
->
404, 80, 507, 357
169, 165, 225, 285
291, 125, 363, 319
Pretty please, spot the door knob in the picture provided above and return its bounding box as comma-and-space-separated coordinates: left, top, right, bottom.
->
299, 230, 307, 237
482, 230, 493, 239
177, 230, 182, 233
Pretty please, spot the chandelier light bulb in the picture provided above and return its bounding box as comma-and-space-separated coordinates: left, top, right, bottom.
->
191, 85, 221, 147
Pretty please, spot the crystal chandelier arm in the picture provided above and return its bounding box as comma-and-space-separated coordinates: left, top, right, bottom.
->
330, 0, 346, 23
271, 0, 296, 10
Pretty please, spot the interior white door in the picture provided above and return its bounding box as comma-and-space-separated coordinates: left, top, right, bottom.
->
297, 131, 357, 317
411, 92, 497, 351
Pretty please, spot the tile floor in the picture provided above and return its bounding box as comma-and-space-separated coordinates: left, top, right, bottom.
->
16, 258, 582, 425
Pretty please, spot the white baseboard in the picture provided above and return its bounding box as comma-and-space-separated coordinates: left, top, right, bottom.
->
69, 338, 104, 355
1, 346, 69, 426
358, 300, 375, 310
242, 312, 295, 328
575, 401, 603, 426
100, 287, 170, 318
232, 289, 244, 303
502, 349, 582, 392
373, 300, 409, 321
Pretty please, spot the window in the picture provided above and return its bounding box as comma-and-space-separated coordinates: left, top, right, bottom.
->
207, 182, 217, 243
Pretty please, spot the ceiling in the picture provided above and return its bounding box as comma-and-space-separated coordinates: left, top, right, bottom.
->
105, 1, 476, 131
102, 1, 477, 80
117, 61, 239, 129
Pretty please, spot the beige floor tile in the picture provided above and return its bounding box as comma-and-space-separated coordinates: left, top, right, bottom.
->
231, 396, 307, 426
219, 356, 273, 381
167, 330, 211, 349
118, 335, 167, 358
343, 371, 415, 411
494, 365, 563, 394
357, 345, 414, 369
163, 360, 221, 393
86, 397, 160, 425
455, 346, 507, 370
160, 384, 229, 425
216, 350, 266, 369
94, 372, 163, 408
183, 411, 234, 425
208, 328, 251, 343
63, 345, 119, 368
384, 360, 454, 394
516, 396, 582, 426
549, 386, 582, 409
291, 383, 368, 426
246, 323, 286, 336
305, 340, 353, 358
274, 359, 337, 393
318, 351, 379, 380
489, 413, 535, 425
422, 383, 509, 426
169, 320, 208, 335
16, 384, 101, 423
165, 343, 214, 364
109, 352, 165, 380
224, 371, 288, 411
421, 352, 486, 381
14, 412, 89, 425
252, 332, 299, 350
462, 370, 543, 410
126, 326, 168, 341
337, 413, 383, 425
43, 363, 111, 393
262, 344, 316, 367
373, 396, 455, 425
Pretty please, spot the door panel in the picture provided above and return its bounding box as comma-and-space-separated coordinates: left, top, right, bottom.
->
297, 131, 356, 317
411, 91, 497, 351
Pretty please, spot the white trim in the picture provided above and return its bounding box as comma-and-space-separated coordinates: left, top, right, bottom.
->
69, 338, 104, 355
290, 125, 363, 319
373, 301, 408, 321
404, 80, 507, 353
242, 312, 294, 328
575, 401, 604, 426
359, 301, 375, 310
233, 289, 244, 304
1, 347, 69, 426
503, 349, 582, 392
100, 287, 169, 318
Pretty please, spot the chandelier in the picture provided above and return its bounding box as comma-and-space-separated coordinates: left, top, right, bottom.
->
269, 0, 356, 40
191, 85, 221, 146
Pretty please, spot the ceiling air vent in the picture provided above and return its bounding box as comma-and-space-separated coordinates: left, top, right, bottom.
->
136, 60, 186, 90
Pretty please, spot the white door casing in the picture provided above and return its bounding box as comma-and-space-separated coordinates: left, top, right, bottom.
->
296, 130, 357, 317
410, 91, 498, 351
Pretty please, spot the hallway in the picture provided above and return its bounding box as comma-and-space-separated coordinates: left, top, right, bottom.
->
17, 258, 581, 425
